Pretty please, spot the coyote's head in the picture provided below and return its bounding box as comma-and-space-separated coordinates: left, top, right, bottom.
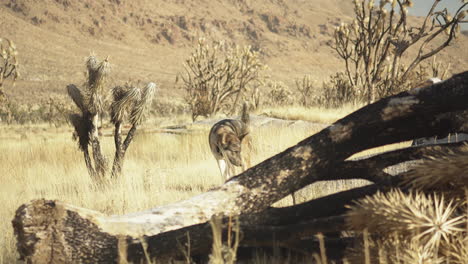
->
219, 133, 244, 167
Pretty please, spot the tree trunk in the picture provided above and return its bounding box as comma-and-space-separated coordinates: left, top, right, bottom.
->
112, 124, 137, 178
111, 122, 123, 178
83, 148, 96, 178
89, 114, 107, 180
12, 72, 468, 263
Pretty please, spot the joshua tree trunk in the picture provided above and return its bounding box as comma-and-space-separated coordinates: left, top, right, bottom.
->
111, 123, 137, 178
12, 72, 468, 263
82, 148, 96, 178
89, 113, 107, 180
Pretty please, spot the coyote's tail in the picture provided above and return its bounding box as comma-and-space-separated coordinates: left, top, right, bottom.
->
241, 101, 250, 125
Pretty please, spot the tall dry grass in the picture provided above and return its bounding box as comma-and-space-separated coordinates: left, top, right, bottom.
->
0, 107, 406, 263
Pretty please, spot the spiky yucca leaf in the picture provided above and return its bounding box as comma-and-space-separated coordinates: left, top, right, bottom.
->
110, 85, 141, 124
67, 84, 86, 113
130, 82, 156, 125
399, 241, 444, 264
69, 113, 91, 151
442, 235, 468, 264
402, 144, 468, 197
347, 189, 465, 250
86, 56, 98, 73
85, 56, 110, 114
86, 55, 110, 91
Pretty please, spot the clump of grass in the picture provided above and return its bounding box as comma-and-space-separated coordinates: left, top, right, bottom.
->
209, 216, 240, 264
259, 104, 358, 124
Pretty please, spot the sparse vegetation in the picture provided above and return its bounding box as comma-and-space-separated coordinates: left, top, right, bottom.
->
332, 0, 467, 103
1, 116, 353, 263
179, 39, 266, 121
294, 74, 316, 107
0, 96, 72, 125
0, 37, 19, 103
2, 0, 468, 262
264, 80, 294, 106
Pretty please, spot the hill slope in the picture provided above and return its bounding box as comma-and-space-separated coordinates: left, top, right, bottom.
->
1, 0, 466, 102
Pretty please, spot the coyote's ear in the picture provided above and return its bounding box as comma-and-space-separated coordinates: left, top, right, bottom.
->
220, 133, 229, 148
239, 132, 248, 141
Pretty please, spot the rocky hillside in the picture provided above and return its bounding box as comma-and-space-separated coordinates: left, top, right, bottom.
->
1, 0, 466, 102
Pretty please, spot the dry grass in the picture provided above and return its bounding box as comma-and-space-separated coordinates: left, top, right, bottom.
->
0, 107, 414, 263
259, 104, 360, 124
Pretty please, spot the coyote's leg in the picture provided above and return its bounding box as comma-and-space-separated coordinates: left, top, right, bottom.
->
226, 161, 236, 179
217, 159, 228, 181
241, 135, 253, 172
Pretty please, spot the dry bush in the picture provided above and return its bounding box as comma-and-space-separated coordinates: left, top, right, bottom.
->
179, 39, 266, 121
332, 0, 467, 103
264, 80, 294, 106
151, 97, 190, 117
0, 96, 72, 125
295, 75, 323, 107
323, 57, 450, 108
321, 72, 356, 108
0, 37, 19, 103
295, 73, 357, 108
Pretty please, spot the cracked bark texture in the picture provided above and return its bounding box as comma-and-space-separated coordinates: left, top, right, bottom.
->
12, 71, 468, 263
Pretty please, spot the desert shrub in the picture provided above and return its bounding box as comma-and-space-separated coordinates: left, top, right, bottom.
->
321, 72, 356, 108
294, 75, 317, 107
151, 97, 190, 117
179, 39, 266, 121
322, 56, 451, 108
332, 0, 467, 103
0, 96, 72, 125
264, 81, 294, 106
0, 37, 19, 103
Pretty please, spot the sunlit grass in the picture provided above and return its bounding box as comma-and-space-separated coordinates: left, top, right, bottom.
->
0, 106, 409, 263
259, 104, 360, 124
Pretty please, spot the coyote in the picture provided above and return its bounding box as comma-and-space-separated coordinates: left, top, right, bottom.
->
209, 103, 252, 181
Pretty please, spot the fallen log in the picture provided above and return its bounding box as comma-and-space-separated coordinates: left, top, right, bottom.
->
12, 72, 468, 263
122, 142, 468, 261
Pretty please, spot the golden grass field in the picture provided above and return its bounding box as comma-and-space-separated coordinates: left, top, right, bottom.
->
0, 106, 415, 263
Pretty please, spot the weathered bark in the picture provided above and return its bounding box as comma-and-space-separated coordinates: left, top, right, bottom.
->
111, 121, 123, 178
89, 114, 107, 180
112, 123, 138, 178
82, 148, 96, 178
336, 141, 468, 183
12, 72, 468, 263
12, 186, 378, 263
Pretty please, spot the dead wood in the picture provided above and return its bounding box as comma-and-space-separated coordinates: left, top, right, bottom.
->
12, 71, 468, 263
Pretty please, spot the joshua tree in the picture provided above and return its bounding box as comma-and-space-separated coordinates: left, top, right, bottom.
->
0, 37, 19, 103
109, 82, 156, 177
332, 0, 467, 103
67, 55, 156, 182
